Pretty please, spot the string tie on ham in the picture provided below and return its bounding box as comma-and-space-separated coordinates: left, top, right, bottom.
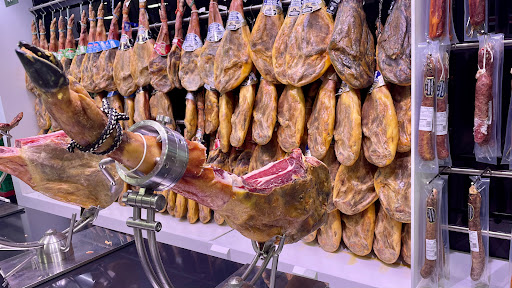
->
67, 99, 129, 155
476, 44, 493, 79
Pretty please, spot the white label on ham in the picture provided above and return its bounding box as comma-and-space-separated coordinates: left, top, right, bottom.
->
368, 71, 386, 94
182, 33, 203, 52
287, 0, 302, 16
136, 26, 150, 44
226, 11, 246, 31
436, 111, 448, 135
469, 231, 479, 252
425, 239, 437, 260
263, 0, 283, 16
301, 0, 324, 14
119, 34, 132, 50
486, 101, 492, 125
419, 106, 434, 132
77, 45, 87, 55
206, 22, 225, 42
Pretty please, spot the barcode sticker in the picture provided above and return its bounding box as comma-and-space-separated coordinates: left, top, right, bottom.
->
419, 106, 434, 132
469, 231, 479, 252
436, 111, 448, 135
425, 239, 437, 260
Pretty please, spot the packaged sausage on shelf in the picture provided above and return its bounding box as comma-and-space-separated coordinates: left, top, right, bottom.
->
435, 45, 452, 167
425, 0, 451, 44
473, 34, 504, 165
416, 41, 439, 173
466, 176, 490, 286
417, 177, 444, 288
464, 0, 488, 41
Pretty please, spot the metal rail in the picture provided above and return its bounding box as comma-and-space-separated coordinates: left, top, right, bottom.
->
440, 166, 512, 179
451, 39, 512, 50
29, 0, 67, 12
444, 225, 511, 240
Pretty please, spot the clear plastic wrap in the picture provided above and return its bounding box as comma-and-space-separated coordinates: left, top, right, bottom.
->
425, 0, 451, 44
464, 0, 488, 41
501, 70, 512, 168
436, 45, 452, 167
474, 34, 504, 164
440, 175, 451, 285
416, 41, 439, 173
467, 176, 490, 286
416, 177, 444, 288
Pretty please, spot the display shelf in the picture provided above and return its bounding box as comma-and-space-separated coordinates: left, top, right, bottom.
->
93, 203, 234, 256
210, 230, 411, 288
440, 251, 509, 288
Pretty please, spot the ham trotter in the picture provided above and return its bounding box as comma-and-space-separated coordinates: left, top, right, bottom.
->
474, 43, 494, 144
17, 42, 333, 244
0, 113, 23, 134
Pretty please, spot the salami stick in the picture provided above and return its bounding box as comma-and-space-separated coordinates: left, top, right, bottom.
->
473, 44, 493, 144
419, 54, 435, 161
468, 0, 485, 32
436, 51, 449, 160
420, 188, 438, 278
429, 0, 446, 40
469, 185, 485, 281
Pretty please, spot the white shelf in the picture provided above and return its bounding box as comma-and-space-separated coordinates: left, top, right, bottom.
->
210, 230, 411, 288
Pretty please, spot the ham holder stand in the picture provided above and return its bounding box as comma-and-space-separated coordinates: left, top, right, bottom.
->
0, 116, 312, 288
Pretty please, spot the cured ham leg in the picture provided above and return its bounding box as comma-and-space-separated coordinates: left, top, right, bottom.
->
179, 0, 204, 92
80, 5, 97, 92
61, 14, 76, 76
167, 0, 185, 90
96, 2, 122, 92
70, 11, 88, 83
130, 0, 155, 87
199, 0, 223, 89
114, 0, 137, 96
149, 0, 173, 93
38, 19, 48, 50
16, 42, 332, 243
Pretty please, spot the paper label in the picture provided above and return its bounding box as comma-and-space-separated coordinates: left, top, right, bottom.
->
182, 33, 203, 52
263, 0, 283, 16
107, 91, 120, 97
436, 80, 445, 99
287, 0, 302, 16
369, 71, 385, 94
206, 22, 225, 42
56, 50, 64, 60
424, 77, 435, 97
76, 45, 87, 55
426, 207, 436, 223
154, 41, 171, 56
486, 101, 492, 125
241, 71, 258, 86
336, 81, 350, 95
119, 34, 132, 50
64, 48, 76, 59
108, 39, 120, 50
419, 106, 434, 132
172, 38, 184, 50
305, 145, 312, 157
436, 111, 448, 135
185, 92, 196, 101
86, 42, 94, 53
214, 138, 221, 150
469, 230, 479, 252
301, 0, 324, 14
326, 0, 341, 15
136, 26, 150, 44
425, 239, 437, 261
226, 11, 245, 31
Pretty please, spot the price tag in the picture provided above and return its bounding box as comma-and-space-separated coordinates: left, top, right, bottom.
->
436, 111, 448, 135
419, 106, 434, 132
182, 33, 203, 52
206, 22, 225, 42
425, 239, 437, 260
262, 0, 283, 16
469, 231, 479, 252
301, 0, 324, 14
226, 11, 245, 31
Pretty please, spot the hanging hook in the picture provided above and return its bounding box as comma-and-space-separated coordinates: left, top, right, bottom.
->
66, 6, 70, 19
427, 166, 450, 185
472, 167, 491, 185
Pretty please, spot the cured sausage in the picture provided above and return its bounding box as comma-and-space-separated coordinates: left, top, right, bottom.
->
436, 51, 449, 159
469, 0, 485, 32
473, 44, 493, 144
429, 0, 447, 40
469, 185, 485, 281
420, 188, 437, 278
419, 54, 435, 161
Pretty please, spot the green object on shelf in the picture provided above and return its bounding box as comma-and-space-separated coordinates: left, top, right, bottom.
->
0, 138, 14, 193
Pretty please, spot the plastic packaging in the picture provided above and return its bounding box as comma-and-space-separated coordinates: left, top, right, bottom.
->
474, 33, 504, 165
435, 45, 452, 166
467, 176, 490, 286
464, 0, 488, 41
425, 0, 451, 44
417, 176, 444, 288
448, 0, 459, 44
501, 69, 512, 169
440, 175, 451, 285
416, 41, 439, 174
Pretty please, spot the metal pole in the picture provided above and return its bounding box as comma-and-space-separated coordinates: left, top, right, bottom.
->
444, 225, 511, 240
147, 210, 175, 288
133, 207, 162, 288
29, 0, 68, 12
440, 166, 512, 179
451, 39, 512, 50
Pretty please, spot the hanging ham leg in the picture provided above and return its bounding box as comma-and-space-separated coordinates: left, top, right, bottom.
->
70, 11, 88, 83
57, 16, 67, 71
199, 0, 223, 89
61, 14, 76, 76
96, 2, 122, 92
16, 42, 333, 243
49, 18, 58, 54
38, 19, 48, 50
26, 20, 39, 93
179, 0, 204, 92
252, 79, 278, 145
130, 0, 155, 87
114, 0, 137, 96
167, 0, 185, 90
80, 5, 97, 92
149, 0, 173, 93
277, 86, 305, 152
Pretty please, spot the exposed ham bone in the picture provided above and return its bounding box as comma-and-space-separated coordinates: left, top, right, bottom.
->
16, 42, 332, 243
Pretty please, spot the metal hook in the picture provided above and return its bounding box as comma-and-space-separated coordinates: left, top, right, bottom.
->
472, 167, 491, 186
427, 166, 450, 185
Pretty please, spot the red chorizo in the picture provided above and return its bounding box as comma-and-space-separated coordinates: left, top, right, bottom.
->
419, 54, 435, 161
429, 0, 446, 40
436, 52, 449, 160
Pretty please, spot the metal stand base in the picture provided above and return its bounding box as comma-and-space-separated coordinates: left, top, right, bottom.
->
0, 226, 133, 288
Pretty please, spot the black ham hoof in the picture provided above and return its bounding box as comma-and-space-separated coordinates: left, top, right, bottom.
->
16, 41, 68, 93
